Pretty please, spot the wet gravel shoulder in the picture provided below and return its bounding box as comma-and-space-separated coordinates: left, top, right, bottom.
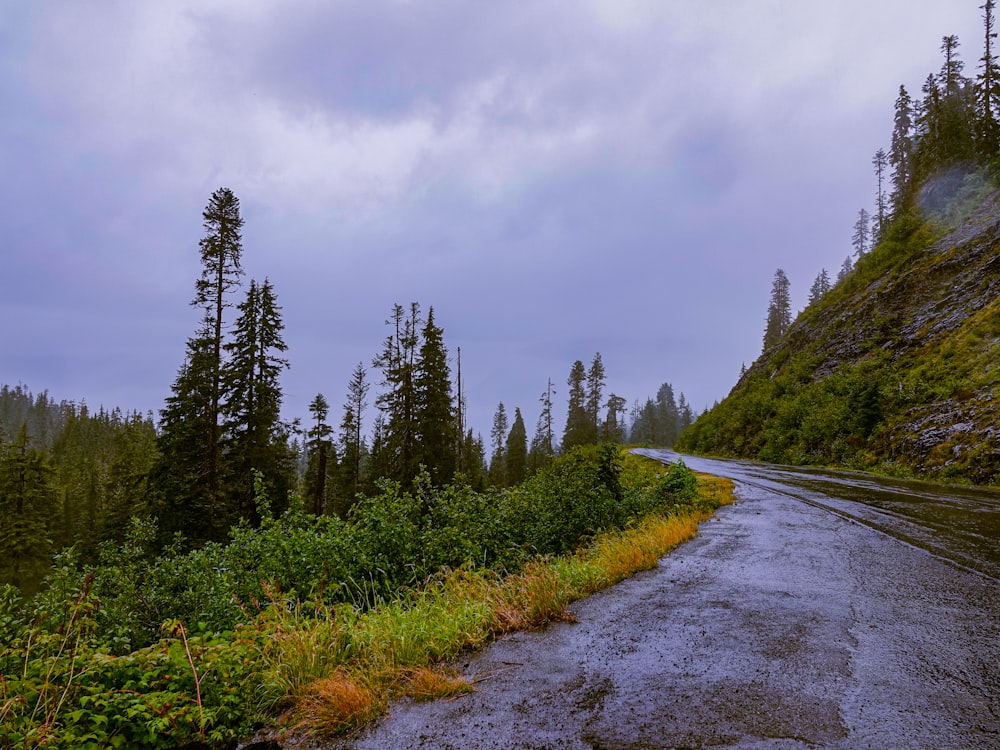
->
319, 480, 1000, 749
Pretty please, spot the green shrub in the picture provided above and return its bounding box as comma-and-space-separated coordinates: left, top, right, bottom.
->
655, 459, 697, 505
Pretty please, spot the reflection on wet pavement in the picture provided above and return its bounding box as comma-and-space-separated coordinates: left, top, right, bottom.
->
638, 450, 1000, 581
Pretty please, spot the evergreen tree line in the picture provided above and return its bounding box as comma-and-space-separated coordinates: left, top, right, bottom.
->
628, 382, 694, 447
802, 5, 1000, 320
1, 190, 692, 593
686, 5, 1000, 471
0, 386, 158, 592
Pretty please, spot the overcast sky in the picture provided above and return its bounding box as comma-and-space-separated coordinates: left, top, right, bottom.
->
0, 1, 984, 442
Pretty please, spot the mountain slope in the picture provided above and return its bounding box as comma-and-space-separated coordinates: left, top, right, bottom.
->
679, 176, 1000, 485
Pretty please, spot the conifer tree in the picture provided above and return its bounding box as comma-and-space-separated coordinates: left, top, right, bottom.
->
0, 425, 56, 592
151, 188, 245, 544
937, 36, 977, 166
460, 429, 488, 490
677, 394, 694, 430
851, 208, 871, 258
656, 382, 681, 446
529, 378, 556, 472
601, 394, 627, 443
221, 278, 292, 524
808, 269, 832, 305
977, 0, 1000, 157
304, 393, 334, 516
585, 353, 606, 444
940, 35, 966, 96
762, 269, 791, 353
872, 148, 888, 241
505, 407, 528, 486
838, 255, 854, 282
562, 360, 590, 450
193, 187, 244, 507
890, 85, 915, 213
339, 363, 369, 507
373, 303, 421, 487
629, 397, 656, 445
489, 402, 508, 486
413, 307, 457, 485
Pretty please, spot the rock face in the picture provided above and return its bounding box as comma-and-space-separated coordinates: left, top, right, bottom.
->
680, 183, 1000, 485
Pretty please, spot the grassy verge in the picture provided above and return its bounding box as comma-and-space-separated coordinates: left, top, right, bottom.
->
269, 470, 735, 741
0, 454, 734, 749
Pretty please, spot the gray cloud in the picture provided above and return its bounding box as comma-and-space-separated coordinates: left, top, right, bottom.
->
0, 0, 984, 438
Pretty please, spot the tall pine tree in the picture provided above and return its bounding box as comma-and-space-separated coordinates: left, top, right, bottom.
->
977, 0, 1000, 157
529, 378, 556, 472
489, 402, 508, 486
304, 393, 335, 516
601, 394, 627, 443
889, 85, 915, 213
851, 208, 871, 258
373, 303, 421, 487
872, 148, 888, 241
339, 363, 369, 503
193, 187, 244, 510
0, 425, 56, 592
505, 407, 528, 486
762, 269, 791, 353
413, 307, 457, 485
562, 360, 590, 450
221, 278, 292, 525
152, 188, 245, 545
585, 353, 606, 445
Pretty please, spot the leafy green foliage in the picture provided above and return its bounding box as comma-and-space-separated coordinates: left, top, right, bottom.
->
1, 449, 705, 749
654, 459, 698, 505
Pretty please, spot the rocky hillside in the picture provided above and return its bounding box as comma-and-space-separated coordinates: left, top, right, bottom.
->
678, 173, 1000, 485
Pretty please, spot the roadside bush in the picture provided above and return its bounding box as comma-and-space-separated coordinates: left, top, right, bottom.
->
654, 459, 697, 505
3, 446, 717, 749
502, 445, 627, 556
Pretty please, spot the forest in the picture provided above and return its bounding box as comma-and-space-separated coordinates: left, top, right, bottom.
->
680, 5, 1000, 482
7, 5, 998, 747
0, 164, 692, 749
0, 406, 712, 747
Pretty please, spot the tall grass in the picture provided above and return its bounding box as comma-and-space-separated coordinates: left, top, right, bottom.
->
272, 471, 734, 740
1, 455, 734, 748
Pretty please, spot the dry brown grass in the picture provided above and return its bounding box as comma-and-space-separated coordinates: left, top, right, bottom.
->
279, 470, 736, 740
587, 513, 701, 587
498, 563, 576, 629
401, 667, 474, 701
293, 669, 383, 736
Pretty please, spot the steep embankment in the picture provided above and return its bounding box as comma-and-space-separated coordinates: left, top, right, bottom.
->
679, 177, 1000, 485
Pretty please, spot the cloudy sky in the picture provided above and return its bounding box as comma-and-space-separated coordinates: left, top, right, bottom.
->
0, 1, 984, 441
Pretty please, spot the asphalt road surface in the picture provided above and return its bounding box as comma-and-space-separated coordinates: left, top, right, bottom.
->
323, 452, 1000, 749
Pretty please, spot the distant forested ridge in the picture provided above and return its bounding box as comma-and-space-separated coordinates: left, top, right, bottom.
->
0, 385, 157, 591
679, 10, 1000, 485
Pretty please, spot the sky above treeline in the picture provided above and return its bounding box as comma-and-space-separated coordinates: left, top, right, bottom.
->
0, 1, 985, 441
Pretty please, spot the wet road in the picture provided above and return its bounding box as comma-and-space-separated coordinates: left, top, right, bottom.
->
651, 451, 1000, 583
325, 452, 1000, 749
